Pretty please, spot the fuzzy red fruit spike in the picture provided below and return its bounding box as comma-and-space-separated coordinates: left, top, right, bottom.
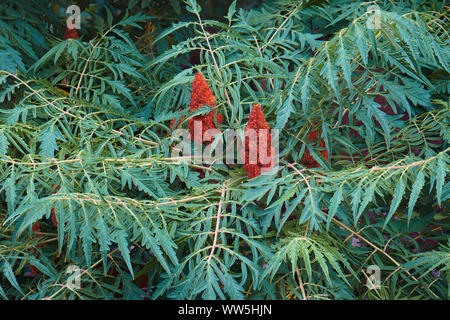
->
242, 104, 273, 179
187, 73, 223, 143
301, 124, 329, 168
189, 73, 215, 112
64, 27, 79, 40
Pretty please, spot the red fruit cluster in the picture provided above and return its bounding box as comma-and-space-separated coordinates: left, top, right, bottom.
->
242, 104, 274, 178
187, 73, 223, 144
169, 74, 329, 179
64, 27, 79, 40
300, 124, 329, 168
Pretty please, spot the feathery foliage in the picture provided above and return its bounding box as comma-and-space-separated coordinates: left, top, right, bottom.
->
0, 0, 448, 300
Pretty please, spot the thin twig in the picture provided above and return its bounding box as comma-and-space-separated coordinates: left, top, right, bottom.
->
324, 211, 418, 282
207, 182, 227, 263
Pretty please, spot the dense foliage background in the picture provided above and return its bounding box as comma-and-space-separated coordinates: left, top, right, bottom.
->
0, 0, 448, 300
